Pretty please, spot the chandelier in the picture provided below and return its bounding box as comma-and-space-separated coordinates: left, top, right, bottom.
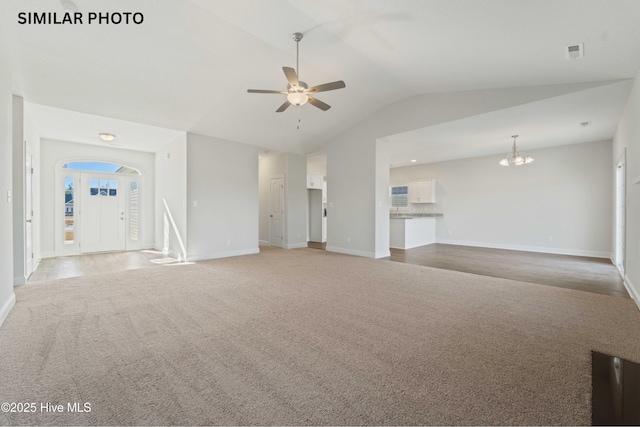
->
499, 135, 534, 166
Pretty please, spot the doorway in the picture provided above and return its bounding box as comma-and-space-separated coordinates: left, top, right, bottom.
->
615, 152, 626, 273
56, 161, 143, 255
25, 151, 34, 277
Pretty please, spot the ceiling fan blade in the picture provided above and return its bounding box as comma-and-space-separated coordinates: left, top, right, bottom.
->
276, 100, 291, 113
307, 96, 331, 111
283, 67, 299, 87
306, 80, 346, 93
247, 89, 287, 94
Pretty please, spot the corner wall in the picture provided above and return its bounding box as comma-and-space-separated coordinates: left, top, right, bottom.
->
613, 70, 640, 307
155, 136, 187, 259
391, 140, 613, 258
186, 133, 259, 261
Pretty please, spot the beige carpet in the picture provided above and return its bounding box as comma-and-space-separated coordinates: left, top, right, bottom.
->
1, 248, 639, 426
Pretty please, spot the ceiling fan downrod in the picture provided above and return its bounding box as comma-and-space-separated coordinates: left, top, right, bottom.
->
293, 32, 303, 82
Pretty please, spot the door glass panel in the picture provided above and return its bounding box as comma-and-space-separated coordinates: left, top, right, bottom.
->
109, 180, 118, 196
99, 179, 108, 196
64, 177, 75, 244
130, 181, 139, 241
90, 179, 99, 196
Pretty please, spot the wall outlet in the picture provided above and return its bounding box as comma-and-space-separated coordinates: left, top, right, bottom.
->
193, 200, 198, 207
548, 236, 553, 242
226, 239, 231, 245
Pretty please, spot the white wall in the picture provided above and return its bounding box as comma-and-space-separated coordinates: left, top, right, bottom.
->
0, 9, 15, 327
391, 140, 613, 258
284, 153, 307, 249
155, 136, 187, 259
186, 133, 259, 261
321, 82, 612, 258
613, 69, 640, 306
12, 96, 25, 285
40, 139, 156, 256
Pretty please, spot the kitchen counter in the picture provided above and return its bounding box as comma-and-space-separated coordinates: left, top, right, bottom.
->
390, 215, 438, 249
390, 212, 443, 219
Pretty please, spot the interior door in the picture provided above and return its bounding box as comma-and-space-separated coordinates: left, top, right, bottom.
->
80, 173, 126, 253
616, 157, 626, 272
25, 152, 34, 277
270, 176, 284, 247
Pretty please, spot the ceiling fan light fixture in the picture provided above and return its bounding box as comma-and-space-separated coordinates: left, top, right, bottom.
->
287, 91, 308, 106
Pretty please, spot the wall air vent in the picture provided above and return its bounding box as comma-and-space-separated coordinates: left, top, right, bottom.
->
565, 43, 584, 60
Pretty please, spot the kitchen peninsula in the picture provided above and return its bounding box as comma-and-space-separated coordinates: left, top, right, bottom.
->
389, 213, 443, 249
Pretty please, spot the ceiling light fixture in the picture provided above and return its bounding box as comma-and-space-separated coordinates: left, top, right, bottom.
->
99, 133, 116, 142
287, 90, 308, 106
499, 135, 534, 166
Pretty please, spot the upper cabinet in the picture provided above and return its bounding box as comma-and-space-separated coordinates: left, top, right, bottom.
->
408, 180, 436, 203
307, 174, 323, 189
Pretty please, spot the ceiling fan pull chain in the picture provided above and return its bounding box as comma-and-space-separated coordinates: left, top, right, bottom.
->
297, 106, 301, 130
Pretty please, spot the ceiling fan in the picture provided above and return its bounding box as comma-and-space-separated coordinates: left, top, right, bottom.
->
247, 32, 346, 113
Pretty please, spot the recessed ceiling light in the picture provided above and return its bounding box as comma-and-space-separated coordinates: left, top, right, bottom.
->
99, 133, 116, 141
410, 159, 417, 163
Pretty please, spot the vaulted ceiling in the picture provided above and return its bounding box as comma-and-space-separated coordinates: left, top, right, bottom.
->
6, 0, 640, 160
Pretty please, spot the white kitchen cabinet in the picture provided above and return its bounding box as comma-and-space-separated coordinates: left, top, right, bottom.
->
408, 180, 436, 203
307, 174, 323, 189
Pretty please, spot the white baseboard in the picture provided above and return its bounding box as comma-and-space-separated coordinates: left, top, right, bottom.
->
259, 239, 270, 246
375, 249, 391, 259
326, 246, 376, 258
436, 239, 611, 259
40, 251, 56, 259
187, 247, 259, 262
0, 293, 16, 328
13, 275, 26, 286
623, 274, 640, 311
284, 242, 308, 249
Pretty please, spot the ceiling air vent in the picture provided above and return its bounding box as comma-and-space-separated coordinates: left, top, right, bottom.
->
565, 43, 584, 60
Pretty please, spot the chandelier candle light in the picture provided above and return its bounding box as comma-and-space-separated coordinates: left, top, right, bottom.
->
499, 135, 534, 166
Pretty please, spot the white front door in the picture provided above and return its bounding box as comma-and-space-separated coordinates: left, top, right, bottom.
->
270, 176, 284, 247
25, 152, 34, 277
80, 173, 126, 253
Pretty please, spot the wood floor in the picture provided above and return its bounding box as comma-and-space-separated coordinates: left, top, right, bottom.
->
28, 250, 179, 282
388, 244, 628, 298
305, 242, 627, 298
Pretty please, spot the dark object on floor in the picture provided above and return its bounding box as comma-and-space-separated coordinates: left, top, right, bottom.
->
592, 350, 640, 425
